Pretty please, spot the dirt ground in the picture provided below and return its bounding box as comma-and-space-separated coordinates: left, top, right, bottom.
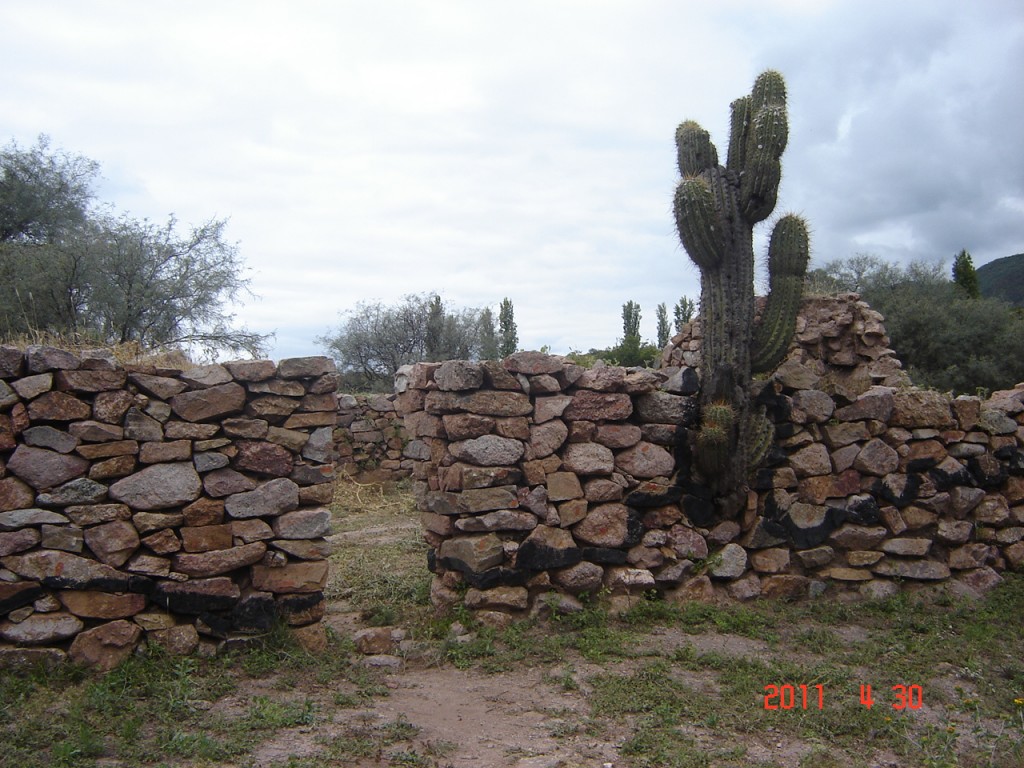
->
226, 489, 1019, 768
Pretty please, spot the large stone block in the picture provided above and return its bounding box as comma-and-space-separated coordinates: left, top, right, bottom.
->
109, 462, 202, 510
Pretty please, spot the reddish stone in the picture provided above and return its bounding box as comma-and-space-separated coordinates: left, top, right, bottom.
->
233, 440, 294, 477
563, 391, 633, 421
68, 620, 142, 671
27, 391, 90, 421
170, 382, 246, 422
88, 455, 136, 480
92, 389, 134, 423
84, 521, 140, 567
223, 359, 277, 381
6, 445, 88, 489
573, 503, 628, 547
173, 542, 267, 577
55, 369, 126, 392
129, 372, 187, 400
59, 590, 147, 619
0, 476, 35, 512
141, 528, 181, 555
180, 524, 234, 552
75, 440, 139, 460
109, 462, 202, 510
182, 497, 225, 526
251, 561, 329, 593
277, 356, 335, 379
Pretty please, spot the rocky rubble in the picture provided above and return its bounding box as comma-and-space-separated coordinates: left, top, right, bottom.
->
335, 393, 411, 481
0, 346, 337, 669
405, 296, 1024, 618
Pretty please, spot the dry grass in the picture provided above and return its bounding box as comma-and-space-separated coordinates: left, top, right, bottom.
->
1, 330, 195, 368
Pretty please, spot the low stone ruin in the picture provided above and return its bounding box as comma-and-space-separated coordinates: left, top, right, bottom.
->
401, 294, 1024, 620
0, 346, 337, 669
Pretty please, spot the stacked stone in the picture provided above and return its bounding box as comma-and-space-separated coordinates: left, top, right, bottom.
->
406, 296, 1024, 619
746, 378, 1024, 601
0, 346, 337, 669
335, 394, 410, 480
398, 351, 707, 619
661, 293, 909, 397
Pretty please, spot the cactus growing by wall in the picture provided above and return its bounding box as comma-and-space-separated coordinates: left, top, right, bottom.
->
674, 70, 810, 497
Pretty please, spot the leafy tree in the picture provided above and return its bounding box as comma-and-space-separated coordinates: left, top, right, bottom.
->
0, 136, 267, 357
1, 135, 98, 244
976, 252, 1024, 306
320, 293, 489, 391
673, 296, 695, 333
424, 295, 445, 361
498, 297, 518, 357
621, 300, 641, 341
813, 255, 1024, 393
656, 302, 671, 348
478, 307, 498, 360
952, 249, 980, 298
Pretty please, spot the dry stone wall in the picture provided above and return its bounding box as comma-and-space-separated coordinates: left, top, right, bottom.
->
335, 393, 411, 482
403, 295, 1024, 620
0, 345, 337, 669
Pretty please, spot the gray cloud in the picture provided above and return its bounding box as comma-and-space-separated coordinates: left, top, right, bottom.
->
2, 1, 1020, 359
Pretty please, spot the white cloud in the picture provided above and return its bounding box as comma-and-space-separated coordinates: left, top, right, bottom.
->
2, 0, 1021, 360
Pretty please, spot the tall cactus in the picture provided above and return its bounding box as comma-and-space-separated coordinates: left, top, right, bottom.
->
674, 70, 810, 496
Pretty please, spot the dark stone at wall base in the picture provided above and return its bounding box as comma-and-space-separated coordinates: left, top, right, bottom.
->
929, 462, 973, 492
515, 540, 582, 571
624, 510, 645, 548
232, 591, 277, 633
762, 446, 789, 468
276, 592, 326, 625
0, 582, 44, 614
682, 491, 716, 527
580, 547, 629, 565
998, 448, 1023, 473
845, 496, 882, 525
625, 484, 683, 509
196, 612, 234, 638
871, 473, 923, 507
783, 505, 846, 549
153, 578, 240, 614
967, 455, 1007, 490
462, 567, 530, 590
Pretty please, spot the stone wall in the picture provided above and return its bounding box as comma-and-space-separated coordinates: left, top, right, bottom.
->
401, 295, 1024, 620
0, 345, 337, 669
335, 393, 411, 482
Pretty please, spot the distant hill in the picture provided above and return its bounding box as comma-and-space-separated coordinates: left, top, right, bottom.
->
977, 253, 1024, 306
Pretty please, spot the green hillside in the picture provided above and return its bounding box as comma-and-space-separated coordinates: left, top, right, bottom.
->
977, 253, 1024, 306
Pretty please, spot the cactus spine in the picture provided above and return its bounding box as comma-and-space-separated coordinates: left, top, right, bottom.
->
673, 70, 810, 496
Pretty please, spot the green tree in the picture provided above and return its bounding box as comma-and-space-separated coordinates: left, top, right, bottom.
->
0, 136, 267, 356
498, 297, 517, 357
424, 295, 444, 361
656, 302, 671, 348
673, 296, 695, 333
478, 307, 498, 360
952, 249, 980, 298
1, 135, 98, 244
814, 255, 1024, 393
622, 300, 641, 341
320, 293, 487, 391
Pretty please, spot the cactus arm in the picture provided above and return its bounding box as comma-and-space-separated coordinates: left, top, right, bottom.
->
676, 121, 719, 177
726, 97, 751, 175
750, 214, 810, 373
739, 71, 789, 225
673, 176, 725, 270
672, 70, 808, 499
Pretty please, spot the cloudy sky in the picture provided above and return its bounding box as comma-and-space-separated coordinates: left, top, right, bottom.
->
2, 1, 1021, 360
